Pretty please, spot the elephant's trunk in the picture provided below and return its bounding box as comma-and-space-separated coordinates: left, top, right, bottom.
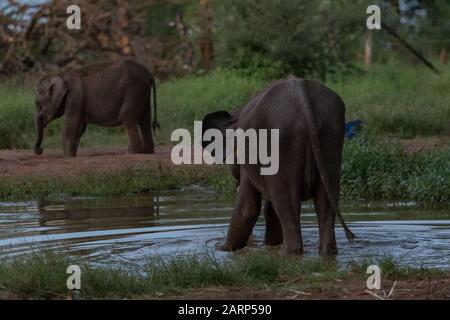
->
34, 113, 44, 155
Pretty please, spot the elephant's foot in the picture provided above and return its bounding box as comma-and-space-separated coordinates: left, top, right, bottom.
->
264, 236, 283, 247
140, 147, 155, 154
127, 149, 142, 155
219, 238, 248, 252
282, 243, 304, 255
218, 243, 232, 252
34, 146, 43, 155
219, 243, 246, 252
63, 150, 77, 157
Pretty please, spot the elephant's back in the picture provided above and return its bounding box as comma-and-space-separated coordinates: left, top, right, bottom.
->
73, 59, 149, 87
238, 78, 345, 136
238, 79, 345, 201
67, 60, 151, 125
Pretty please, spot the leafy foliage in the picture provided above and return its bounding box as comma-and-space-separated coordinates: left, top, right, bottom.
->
213, 0, 368, 79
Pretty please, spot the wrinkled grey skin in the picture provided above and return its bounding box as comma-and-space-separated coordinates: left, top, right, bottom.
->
202, 78, 355, 255
34, 59, 159, 157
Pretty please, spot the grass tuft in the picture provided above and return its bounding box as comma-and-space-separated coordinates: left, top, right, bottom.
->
0, 250, 444, 299
341, 134, 450, 207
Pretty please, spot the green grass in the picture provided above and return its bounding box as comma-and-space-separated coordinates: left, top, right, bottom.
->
341, 134, 450, 208
0, 250, 444, 299
0, 251, 148, 299
0, 165, 235, 201
328, 62, 450, 138
0, 84, 35, 149
1, 63, 449, 150
347, 254, 445, 279
1, 137, 448, 208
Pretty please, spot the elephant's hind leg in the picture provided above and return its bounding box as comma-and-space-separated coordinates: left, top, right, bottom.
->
263, 201, 283, 246
124, 122, 143, 154
314, 182, 338, 255
138, 109, 155, 154
270, 194, 303, 255
221, 174, 261, 251
264, 172, 303, 255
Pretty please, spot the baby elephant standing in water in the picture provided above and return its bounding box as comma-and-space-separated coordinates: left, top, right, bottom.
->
202, 78, 355, 255
33, 59, 159, 157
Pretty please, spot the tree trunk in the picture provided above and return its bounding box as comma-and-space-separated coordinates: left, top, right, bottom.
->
199, 0, 213, 70
175, 12, 195, 72
115, 0, 131, 56
440, 48, 448, 65
382, 22, 440, 74
364, 32, 373, 70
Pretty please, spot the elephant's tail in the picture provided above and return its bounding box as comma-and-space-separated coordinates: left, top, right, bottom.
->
290, 80, 356, 240
148, 72, 160, 131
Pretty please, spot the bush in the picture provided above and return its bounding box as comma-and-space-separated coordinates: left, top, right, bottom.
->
341, 135, 450, 207
213, 0, 367, 79
0, 85, 35, 149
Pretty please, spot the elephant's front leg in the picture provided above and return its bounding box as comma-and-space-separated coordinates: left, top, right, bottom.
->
263, 201, 283, 246
221, 174, 262, 251
62, 118, 86, 157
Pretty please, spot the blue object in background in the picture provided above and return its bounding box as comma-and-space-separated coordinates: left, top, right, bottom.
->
345, 120, 364, 139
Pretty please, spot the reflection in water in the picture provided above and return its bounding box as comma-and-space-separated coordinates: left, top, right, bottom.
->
0, 187, 449, 269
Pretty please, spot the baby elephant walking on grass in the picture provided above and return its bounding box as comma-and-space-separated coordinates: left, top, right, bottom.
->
202, 78, 355, 256
33, 59, 159, 157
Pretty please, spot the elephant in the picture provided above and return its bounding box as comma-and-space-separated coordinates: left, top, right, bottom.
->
33, 59, 159, 157
202, 78, 355, 255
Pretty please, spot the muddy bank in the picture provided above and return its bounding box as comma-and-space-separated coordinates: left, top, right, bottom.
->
1, 138, 450, 208
154, 278, 450, 300
1, 135, 449, 179
2, 277, 450, 300
0, 146, 175, 178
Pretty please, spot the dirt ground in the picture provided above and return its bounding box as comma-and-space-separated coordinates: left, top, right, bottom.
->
1, 277, 449, 300
390, 135, 450, 154
1, 136, 449, 180
0, 146, 175, 179
149, 277, 450, 300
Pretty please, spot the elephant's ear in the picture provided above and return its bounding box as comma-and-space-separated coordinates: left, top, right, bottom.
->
201, 111, 237, 149
48, 76, 68, 111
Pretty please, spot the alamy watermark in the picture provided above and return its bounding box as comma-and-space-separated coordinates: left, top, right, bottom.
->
366, 265, 382, 290
66, 5, 81, 30
66, 265, 81, 290
366, 5, 381, 30
64, 4, 382, 32
171, 121, 280, 176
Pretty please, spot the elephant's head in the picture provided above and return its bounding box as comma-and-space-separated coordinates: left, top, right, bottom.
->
34, 76, 68, 155
201, 109, 241, 183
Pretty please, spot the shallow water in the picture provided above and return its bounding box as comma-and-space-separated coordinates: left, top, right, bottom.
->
0, 187, 449, 270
